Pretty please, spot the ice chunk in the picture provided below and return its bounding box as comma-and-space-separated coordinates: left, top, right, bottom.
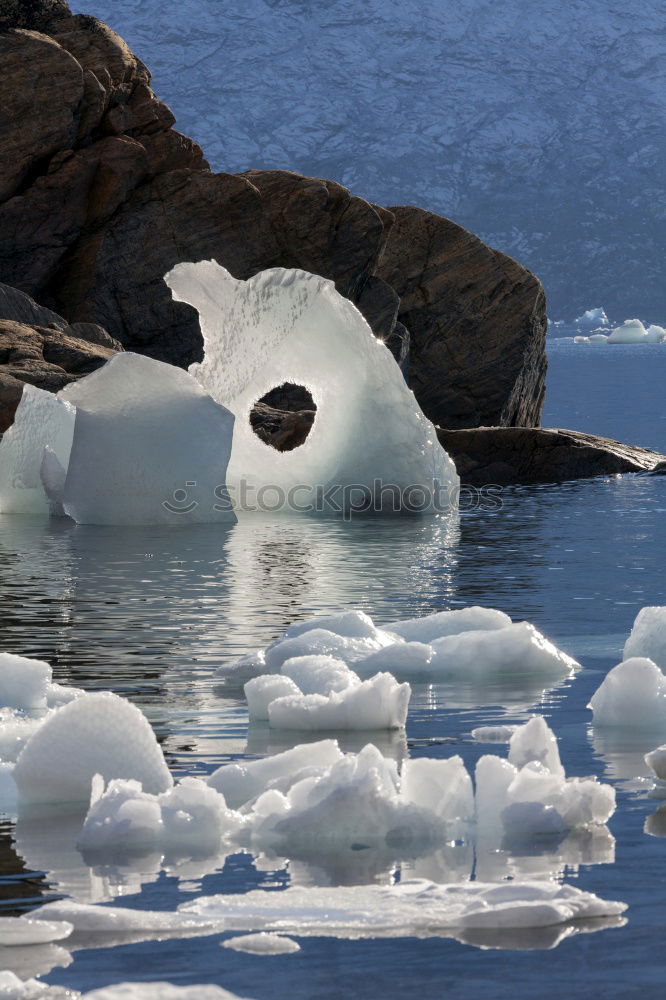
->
645, 745, 666, 781
181, 878, 626, 935
0, 385, 75, 516
607, 319, 647, 343
401, 756, 474, 832
475, 755, 518, 832
386, 607, 511, 643
13, 692, 173, 806
207, 740, 343, 809
428, 622, 579, 680
58, 353, 235, 526
589, 333, 609, 344
266, 672, 410, 731
574, 307, 609, 328
280, 655, 359, 695
508, 716, 564, 778
222, 932, 301, 955
588, 657, 666, 730
263, 627, 395, 673
33, 899, 214, 935
246, 744, 438, 851
283, 610, 380, 641
0, 653, 52, 710
573, 335, 590, 344
646, 324, 666, 343
0, 710, 48, 763
471, 725, 518, 743
78, 776, 239, 855
165, 262, 458, 513
0, 916, 72, 945
223, 609, 577, 688
244, 675, 301, 722
624, 606, 666, 669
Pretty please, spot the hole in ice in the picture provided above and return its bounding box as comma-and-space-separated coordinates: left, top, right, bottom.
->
249, 382, 316, 452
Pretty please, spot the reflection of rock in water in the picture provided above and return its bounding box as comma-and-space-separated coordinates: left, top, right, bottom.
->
0, 818, 50, 915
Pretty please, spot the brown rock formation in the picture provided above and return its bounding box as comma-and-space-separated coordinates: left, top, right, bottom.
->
436, 426, 664, 486
0, 283, 120, 432
378, 208, 547, 429
0, 3, 547, 429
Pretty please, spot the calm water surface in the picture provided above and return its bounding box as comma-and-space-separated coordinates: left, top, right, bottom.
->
1, 343, 666, 997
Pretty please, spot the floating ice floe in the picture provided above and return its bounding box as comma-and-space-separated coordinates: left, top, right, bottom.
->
245, 658, 410, 730
0, 354, 235, 526
588, 657, 666, 730
218, 607, 579, 687
573, 318, 666, 345
574, 307, 609, 328
222, 932, 301, 955
0, 917, 72, 946
180, 878, 625, 935
166, 262, 458, 513
471, 725, 518, 743
624, 606, 666, 669
83, 986, 252, 1000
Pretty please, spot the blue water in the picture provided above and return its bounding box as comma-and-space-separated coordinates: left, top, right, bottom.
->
1, 338, 666, 994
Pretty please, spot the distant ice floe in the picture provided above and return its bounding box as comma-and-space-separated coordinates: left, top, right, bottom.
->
570, 315, 666, 345
221, 932, 301, 955
219, 607, 580, 690
166, 263, 458, 514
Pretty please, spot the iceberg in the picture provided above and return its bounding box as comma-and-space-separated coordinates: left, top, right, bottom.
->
624, 606, 666, 669
220, 607, 579, 686
646, 324, 666, 343
59, 353, 235, 525
645, 744, 666, 781
12, 692, 173, 806
0, 385, 75, 516
606, 319, 648, 343
165, 263, 458, 513
246, 661, 411, 731
588, 657, 666, 730
574, 307, 609, 328
0, 652, 83, 713
84, 987, 250, 1000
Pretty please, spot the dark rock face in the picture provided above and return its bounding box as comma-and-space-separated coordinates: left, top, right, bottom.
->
250, 403, 316, 452
437, 427, 664, 486
377, 207, 547, 429
0, 283, 120, 432
0, 10, 547, 430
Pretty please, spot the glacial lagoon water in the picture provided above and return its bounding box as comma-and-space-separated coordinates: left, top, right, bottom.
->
1, 340, 666, 996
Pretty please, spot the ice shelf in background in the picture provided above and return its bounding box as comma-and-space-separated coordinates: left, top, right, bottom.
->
588, 657, 666, 731
218, 607, 579, 686
166, 263, 458, 513
245, 657, 410, 730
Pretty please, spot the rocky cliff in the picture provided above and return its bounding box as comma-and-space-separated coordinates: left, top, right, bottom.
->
0, 0, 547, 432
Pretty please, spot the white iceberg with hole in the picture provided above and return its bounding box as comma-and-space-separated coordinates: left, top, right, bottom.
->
181, 878, 625, 935
246, 658, 410, 731
12, 691, 172, 806
588, 657, 666, 730
219, 607, 579, 686
165, 262, 458, 513
624, 606, 666, 669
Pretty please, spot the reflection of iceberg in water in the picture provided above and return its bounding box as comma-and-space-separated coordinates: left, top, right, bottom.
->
166, 263, 458, 512
588, 726, 658, 792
